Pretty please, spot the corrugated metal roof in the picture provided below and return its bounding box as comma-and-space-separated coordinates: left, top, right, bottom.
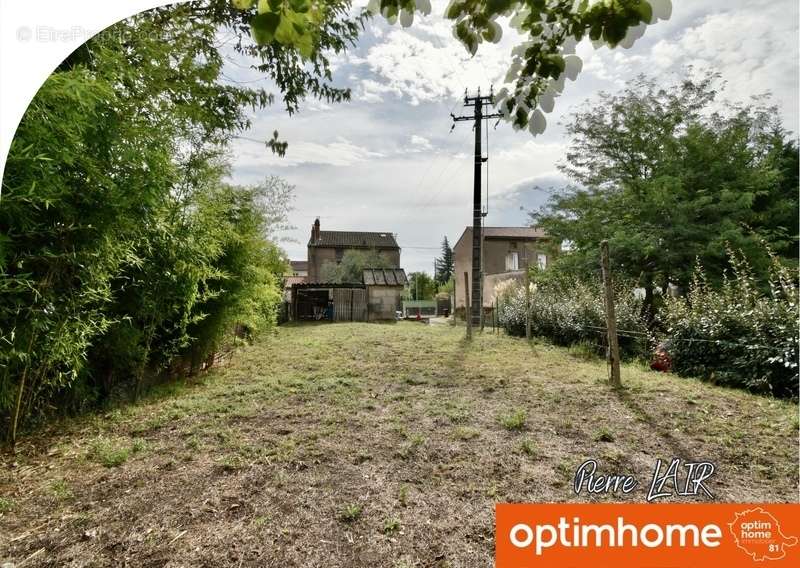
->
363, 268, 409, 286
284, 276, 307, 288
291, 282, 365, 288
308, 230, 399, 249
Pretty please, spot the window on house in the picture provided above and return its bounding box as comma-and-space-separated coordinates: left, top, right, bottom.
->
537, 253, 547, 270
335, 248, 344, 263
505, 251, 519, 271
510, 241, 517, 249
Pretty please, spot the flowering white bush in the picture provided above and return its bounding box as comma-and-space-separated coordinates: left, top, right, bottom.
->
496, 274, 648, 358
663, 250, 798, 398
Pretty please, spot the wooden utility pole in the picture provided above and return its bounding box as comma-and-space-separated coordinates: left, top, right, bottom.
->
600, 240, 621, 387
464, 271, 472, 340
452, 87, 502, 329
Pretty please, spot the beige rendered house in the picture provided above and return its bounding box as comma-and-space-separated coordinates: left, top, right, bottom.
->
453, 226, 550, 310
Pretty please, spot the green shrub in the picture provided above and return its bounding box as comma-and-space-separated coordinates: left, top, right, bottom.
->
0, 9, 293, 446
662, 250, 798, 398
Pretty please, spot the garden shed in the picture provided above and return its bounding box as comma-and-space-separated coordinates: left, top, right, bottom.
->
363, 268, 408, 321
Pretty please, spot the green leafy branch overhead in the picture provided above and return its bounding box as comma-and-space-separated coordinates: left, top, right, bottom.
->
375, 0, 672, 135
233, 0, 671, 136
232, 0, 336, 58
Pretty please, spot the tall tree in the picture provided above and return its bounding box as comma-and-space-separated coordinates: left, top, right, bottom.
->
531, 75, 799, 320
435, 236, 454, 285
319, 249, 392, 283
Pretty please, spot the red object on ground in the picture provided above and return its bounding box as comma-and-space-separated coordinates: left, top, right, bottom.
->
650, 346, 672, 372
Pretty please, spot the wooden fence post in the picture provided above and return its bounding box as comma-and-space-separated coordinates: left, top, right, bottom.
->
524, 269, 532, 341
600, 240, 621, 387
464, 272, 472, 340
451, 277, 456, 326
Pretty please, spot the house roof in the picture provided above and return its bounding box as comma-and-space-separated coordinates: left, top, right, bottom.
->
454, 226, 547, 250
363, 268, 409, 286
308, 230, 399, 249
284, 276, 307, 288
290, 260, 308, 271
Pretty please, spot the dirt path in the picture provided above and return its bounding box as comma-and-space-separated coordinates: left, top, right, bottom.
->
1, 323, 797, 566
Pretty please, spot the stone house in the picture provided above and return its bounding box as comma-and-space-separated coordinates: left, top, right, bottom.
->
307, 218, 400, 282
288, 219, 406, 322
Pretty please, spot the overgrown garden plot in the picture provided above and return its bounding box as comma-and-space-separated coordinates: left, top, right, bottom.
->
1, 323, 797, 567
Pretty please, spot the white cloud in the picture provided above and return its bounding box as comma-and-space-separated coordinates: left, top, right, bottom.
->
232, 136, 384, 169
578, 2, 799, 130
484, 171, 569, 225
410, 134, 433, 151
349, 17, 519, 105
495, 141, 569, 166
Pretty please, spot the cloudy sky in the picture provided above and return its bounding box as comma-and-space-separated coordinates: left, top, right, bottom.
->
223, 0, 799, 274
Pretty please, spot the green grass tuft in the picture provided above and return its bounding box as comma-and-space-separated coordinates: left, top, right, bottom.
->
519, 438, 537, 457
87, 437, 130, 468
499, 408, 527, 431
340, 503, 362, 523
0, 497, 13, 513
383, 517, 401, 535
594, 427, 615, 443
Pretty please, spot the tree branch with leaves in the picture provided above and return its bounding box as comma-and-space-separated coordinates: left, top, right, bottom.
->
232, 0, 672, 134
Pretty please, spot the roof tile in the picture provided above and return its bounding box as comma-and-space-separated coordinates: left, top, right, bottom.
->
309, 231, 399, 248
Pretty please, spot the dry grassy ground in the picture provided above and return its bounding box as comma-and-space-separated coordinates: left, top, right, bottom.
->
1, 322, 798, 567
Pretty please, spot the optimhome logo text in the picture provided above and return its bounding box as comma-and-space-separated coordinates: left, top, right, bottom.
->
496, 504, 799, 567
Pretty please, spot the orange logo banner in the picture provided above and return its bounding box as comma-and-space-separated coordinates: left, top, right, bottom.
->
496, 503, 800, 567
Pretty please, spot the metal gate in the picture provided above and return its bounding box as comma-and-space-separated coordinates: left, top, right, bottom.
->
333, 288, 367, 322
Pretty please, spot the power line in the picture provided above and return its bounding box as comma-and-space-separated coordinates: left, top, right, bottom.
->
403, 122, 472, 218
416, 146, 469, 209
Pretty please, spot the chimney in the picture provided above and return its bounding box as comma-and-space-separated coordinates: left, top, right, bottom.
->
312, 217, 320, 243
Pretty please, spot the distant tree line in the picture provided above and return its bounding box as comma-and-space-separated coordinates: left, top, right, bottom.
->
405, 272, 438, 301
